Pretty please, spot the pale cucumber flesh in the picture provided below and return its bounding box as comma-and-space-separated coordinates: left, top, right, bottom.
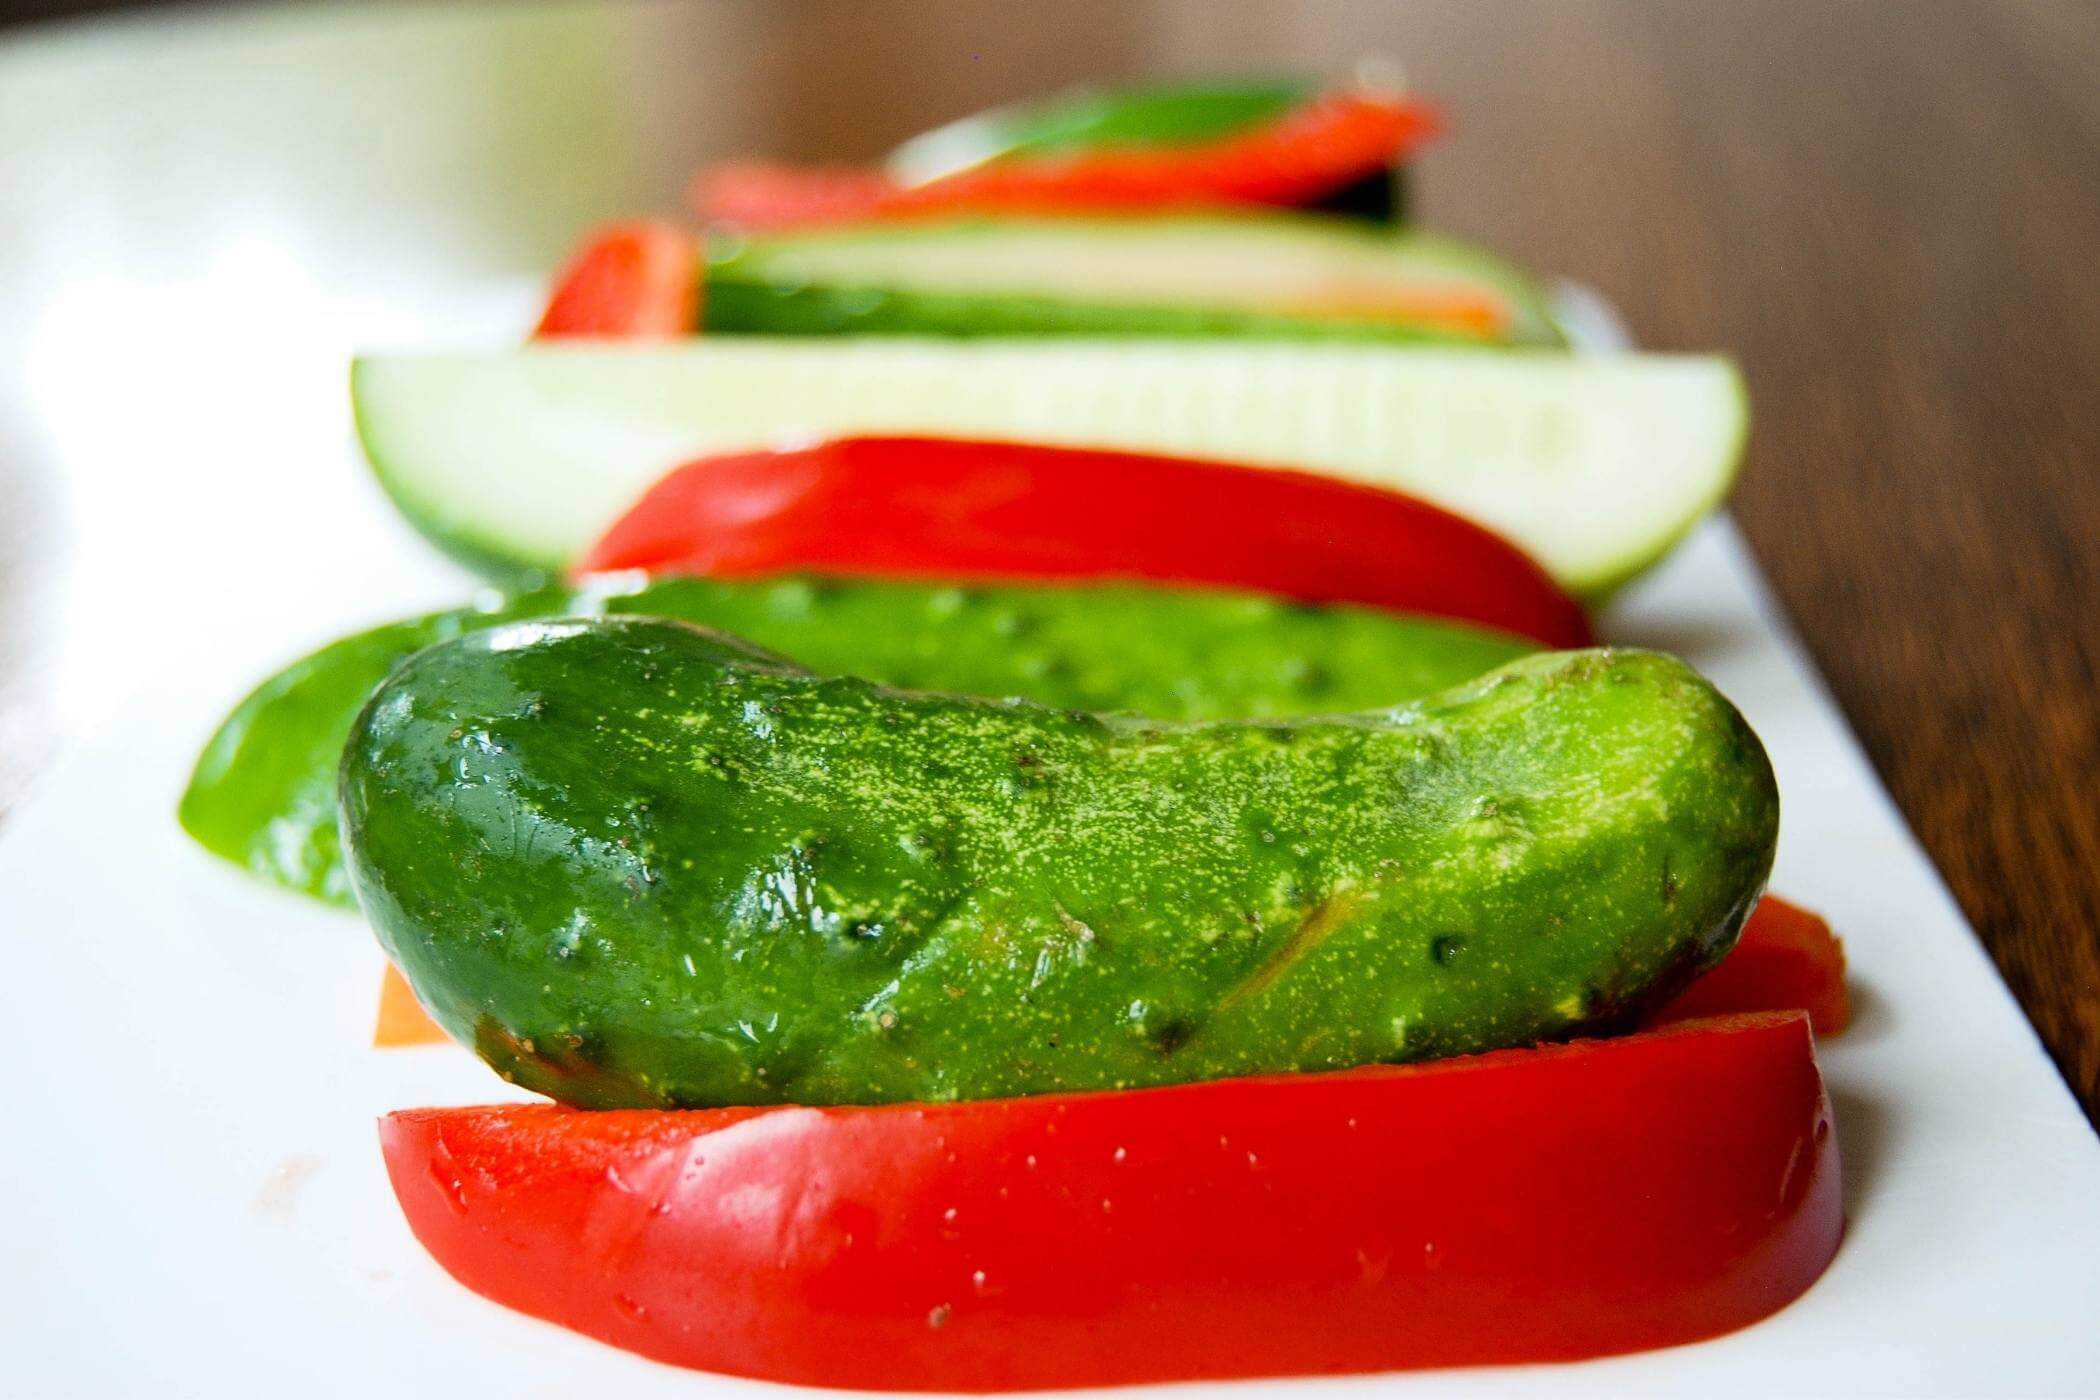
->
352, 340, 1746, 597
710, 216, 1563, 346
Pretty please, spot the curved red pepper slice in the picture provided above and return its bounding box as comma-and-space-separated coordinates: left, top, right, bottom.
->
692, 163, 904, 232
694, 92, 1437, 229
533, 221, 700, 339
580, 437, 1594, 649
382, 1012, 1841, 1390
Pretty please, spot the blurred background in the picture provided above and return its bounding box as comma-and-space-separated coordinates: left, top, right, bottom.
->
2, 0, 2096, 1117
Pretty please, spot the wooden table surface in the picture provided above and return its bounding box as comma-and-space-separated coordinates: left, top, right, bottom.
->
3, 0, 2096, 1121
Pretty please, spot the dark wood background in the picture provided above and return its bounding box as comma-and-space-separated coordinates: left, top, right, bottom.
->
3, 0, 2096, 1121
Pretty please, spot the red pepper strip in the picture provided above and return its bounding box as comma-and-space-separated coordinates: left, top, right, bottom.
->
533, 221, 701, 339
382, 1012, 1840, 1390
693, 92, 1438, 230
1657, 894, 1849, 1034
691, 163, 905, 232
580, 437, 1594, 649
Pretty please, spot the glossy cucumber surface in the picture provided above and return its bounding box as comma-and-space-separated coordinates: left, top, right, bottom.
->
342, 620, 1778, 1108
181, 575, 1533, 904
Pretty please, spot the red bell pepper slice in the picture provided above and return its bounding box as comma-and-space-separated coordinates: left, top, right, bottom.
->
382, 1012, 1840, 1389
1657, 894, 1849, 1034
693, 92, 1438, 230
580, 437, 1594, 649
533, 221, 700, 340
691, 163, 904, 232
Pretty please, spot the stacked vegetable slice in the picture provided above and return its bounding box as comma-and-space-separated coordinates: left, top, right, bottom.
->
703, 215, 1569, 345
353, 345, 1746, 598
696, 78, 1434, 228
182, 73, 1845, 1389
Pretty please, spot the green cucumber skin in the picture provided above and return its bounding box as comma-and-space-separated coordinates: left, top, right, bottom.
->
703, 278, 1487, 346
704, 218, 1565, 348
341, 620, 1777, 1108
181, 575, 1534, 906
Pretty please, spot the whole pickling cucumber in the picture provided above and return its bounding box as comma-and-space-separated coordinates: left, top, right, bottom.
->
342, 619, 1778, 1108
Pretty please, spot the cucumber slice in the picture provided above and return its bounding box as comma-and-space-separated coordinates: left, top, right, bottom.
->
352, 341, 1747, 597
706, 215, 1561, 346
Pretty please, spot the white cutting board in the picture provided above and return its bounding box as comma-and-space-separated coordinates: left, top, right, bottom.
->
5, 318, 2100, 1396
